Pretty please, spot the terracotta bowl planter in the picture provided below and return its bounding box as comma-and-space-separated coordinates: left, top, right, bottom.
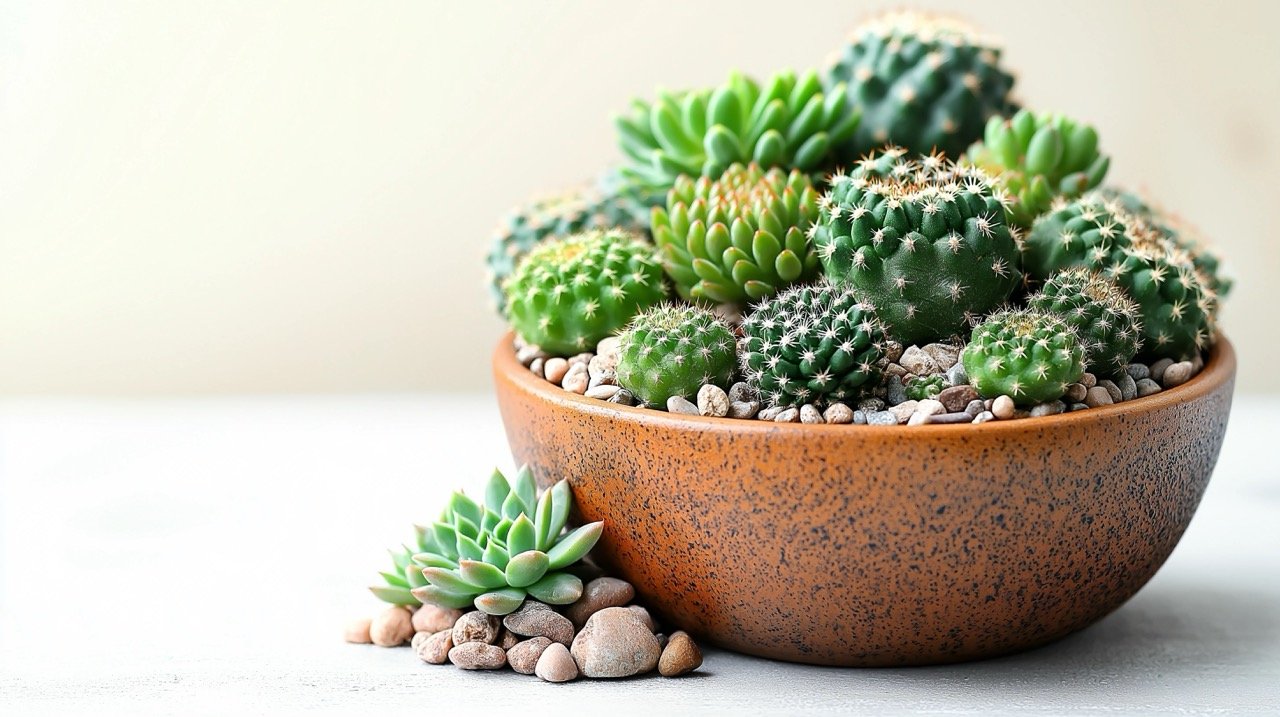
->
493, 333, 1236, 666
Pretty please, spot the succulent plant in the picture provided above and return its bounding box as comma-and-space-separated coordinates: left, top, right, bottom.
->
616, 304, 737, 408
1028, 268, 1143, 377
615, 70, 860, 197
967, 109, 1110, 228
650, 163, 822, 305
1021, 193, 1133, 283
825, 11, 1018, 159
739, 283, 886, 407
485, 173, 653, 315
961, 308, 1085, 405
905, 373, 946, 400
504, 230, 666, 355
812, 147, 1022, 345
369, 466, 603, 616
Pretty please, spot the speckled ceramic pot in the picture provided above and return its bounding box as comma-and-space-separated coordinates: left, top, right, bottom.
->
493, 334, 1236, 666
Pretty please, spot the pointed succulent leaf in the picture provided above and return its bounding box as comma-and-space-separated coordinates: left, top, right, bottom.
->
513, 466, 537, 516
411, 551, 457, 569
474, 587, 526, 616
501, 492, 525, 520
482, 540, 509, 571
546, 521, 604, 570
379, 571, 409, 589
480, 508, 502, 533
422, 567, 481, 594
448, 491, 481, 527
548, 480, 573, 540
485, 468, 511, 513
405, 564, 429, 588
534, 488, 555, 552
411, 585, 476, 610
455, 532, 484, 562
389, 548, 412, 572
525, 572, 584, 605
506, 514, 537, 556
431, 522, 459, 560
453, 513, 479, 540
495, 517, 513, 543
459, 559, 511, 590
369, 585, 418, 606
504, 550, 550, 588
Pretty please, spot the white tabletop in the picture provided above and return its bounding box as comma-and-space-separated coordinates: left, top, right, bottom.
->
1, 395, 1277, 716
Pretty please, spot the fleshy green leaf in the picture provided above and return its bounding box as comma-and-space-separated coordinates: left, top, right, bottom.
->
505, 550, 550, 588
514, 466, 537, 516
448, 491, 481, 527
405, 564, 428, 588
411, 551, 457, 569
507, 514, 537, 556
525, 572, 584, 605
432, 522, 459, 560
369, 585, 418, 606
459, 559, 511, 590
474, 587, 526, 616
485, 469, 511, 513
411, 585, 475, 610
534, 488, 555, 552
455, 533, 484, 562
379, 571, 409, 589
546, 521, 604, 570
422, 567, 480, 594
548, 481, 572, 542
482, 540, 509, 571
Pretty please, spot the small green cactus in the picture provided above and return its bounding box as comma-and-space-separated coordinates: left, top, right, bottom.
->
1028, 268, 1143, 377
504, 230, 666, 355
616, 69, 861, 197
1022, 193, 1134, 283
651, 163, 822, 305
739, 283, 886, 407
967, 109, 1110, 228
905, 373, 946, 400
825, 11, 1018, 159
961, 309, 1086, 405
372, 466, 603, 615
616, 304, 737, 408
812, 147, 1022, 345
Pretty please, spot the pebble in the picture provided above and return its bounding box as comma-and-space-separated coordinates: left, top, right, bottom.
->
1162, 361, 1195, 388
507, 636, 553, 675
1085, 386, 1114, 407
946, 363, 969, 387
964, 399, 985, 416
628, 605, 657, 631
823, 403, 854, 424
343, 617, 372, 644
800, 404, 824, 424
1080, 372, 1098, 388
561, 363, 589, 394
1150, 358, 1174, 383
728, 382, 757, 403
884, 363, 909, 380
1192, 353, 1205, 372
1117, 373, 1138, 402
504, 601, 575, 646
1126, 363, 1150, 381
899, 346, 940, 375
728, 400, 760, 419
858, 397, 886, 412
991, 395, 1015, 420
973, 410, 996, 424
853, 410, 868, 425
1064, 383, 1087, 403
888, 400, 918, 424
499, 629, 522, 650
413, 605, 464, 635
516, 345, 547, 366
448, 642, 507, 670
938, 385, 979, 413
536, 642, 580, 683
1069, 403, 1089, 412
921, 343, 961, 370
907, 399, 945, 426
774, 407, 800, 423
1098, 379, 1123, 403
568, 352, 594, 367
370, 605, 414, 647
570, 607, 662, 679
566, 578, 636, 627
529, 357, 545, 378
882, 340, 905, 363
543, 357, 569, 385
607, 388, 635, 406
658, 631, 703, 677
666, 396, 700, 415
757, 406, 784, 421
596, 336, 621, 358
1030, 400, 1065, 417
886, 376, 908, 406
588, 352, 618, 388
452, 611, 501, 646
415, 629, 453, 664
697, 385, 730, 417
929, 411, 975, 424
1136, 378, 1162, 397
867, 411, 897, 426
585, 385, 620, 401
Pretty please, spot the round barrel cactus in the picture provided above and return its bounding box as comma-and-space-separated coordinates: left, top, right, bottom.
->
1028, 268, 1143, 377
961, 309, 1085, 405
616, 304, 737, 408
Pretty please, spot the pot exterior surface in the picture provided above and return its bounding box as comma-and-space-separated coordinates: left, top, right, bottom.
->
493, 336, 1236, 666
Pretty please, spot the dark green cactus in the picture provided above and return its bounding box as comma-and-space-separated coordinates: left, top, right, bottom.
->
961, 309, 1085, 405
905, 373, 946, 400
616, 304, 737, 408
825, 11, 1018, 159
967, 109, 1110, 228
812, 147, 1022, 345
504, 230, 666, 355
651, 163, 821, 305
1028, 268, 1143, 377
739, 283, 886, 407
615, 69, 860, 197
1022, 193, 1133, 283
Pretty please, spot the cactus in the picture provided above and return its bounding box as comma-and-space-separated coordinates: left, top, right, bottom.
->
967, 109, 1110, 228
503, 230, 666, 355
616, 304, 737, 408
825, 11, 1018, 159
615, 69, 861, 197
905, 373, 946, 400
961, 308, 1086, 405
812, 147, 1022, 345
485, 173, 654, 315
1028, 268, 1143, 376
739, 283, 886, 407
650, 163, 822, 306
1022, 193, 1135, 283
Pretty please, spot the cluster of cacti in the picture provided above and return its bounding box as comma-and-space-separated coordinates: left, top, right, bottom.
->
1028, 268, 1143, 377
616, 304, 737, 408
372, 466, 603, 616
651, 163, 822, 305
905, 373, 946, 400
967, 110, 1110, 228
738, 283, 886, 407
961, 309, 1086, 405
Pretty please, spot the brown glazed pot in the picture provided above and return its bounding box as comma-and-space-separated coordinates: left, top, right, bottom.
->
493, 333, 1236, 666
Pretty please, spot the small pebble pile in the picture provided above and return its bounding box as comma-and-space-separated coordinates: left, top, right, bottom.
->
516, 335, 1204, 426
346, 576, 702, 682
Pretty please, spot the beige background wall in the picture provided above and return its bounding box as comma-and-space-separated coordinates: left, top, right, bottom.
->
1, 0, 1275, 395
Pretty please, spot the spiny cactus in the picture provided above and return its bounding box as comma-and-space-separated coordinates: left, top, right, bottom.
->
1028, 268, 1142, 376
616, 304, 737, 408
650, 163, 822, 305
1022, 193, 1135, 283
905, 373, 946, 400
961, 309, 1085, 405
615, 69, 861, 197
504, 230, 666, 355
739, 283, 886, 407
967, 109, 1110, 228
374, 466, 603, 616
812, 147, 1022, 345
825, 11, 1018, 159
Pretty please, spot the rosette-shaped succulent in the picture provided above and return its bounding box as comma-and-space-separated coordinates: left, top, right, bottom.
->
812, 147, 1022, 344
616, 304, 737, 408
967, 109, 1110, 228
1028, 268, 1142, 376
504, 230, 666, 355
373, 466, 603, 616
485, 173, 653, 315
825, 11, 1018, 158
905, 373, 946, 400
739, 283, 886, 408
651, 163, 821, 305
616, 70, 860, 196
961, 309, 1085, 405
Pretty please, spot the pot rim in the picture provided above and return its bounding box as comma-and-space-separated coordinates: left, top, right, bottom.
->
493, 331, 1236, 435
